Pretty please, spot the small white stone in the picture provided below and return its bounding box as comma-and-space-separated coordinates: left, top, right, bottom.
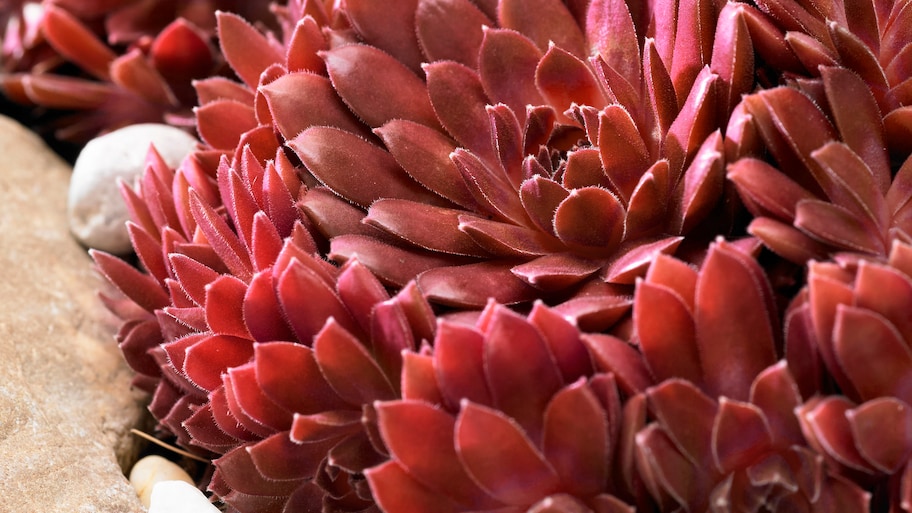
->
148, 481, 220, 513
129, 455, 195, 508
67, 123, 198, 254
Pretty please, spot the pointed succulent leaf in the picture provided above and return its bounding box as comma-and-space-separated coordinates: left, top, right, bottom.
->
419, 261, 543, 307
586, 0, 641, 92
478, 28, 545, 121
323, 44, 438, 129
710, 3, 755, 116
247, 432, 330, 481
795, 199, 886, 255
375, 119, 478, 209
346, 0, 423, 72
195, 100, 258, 151
527, 302, 592, 382
711, 398, 774, 474
217, 11, 284, 89
416, 0, 492, 68
434, 321, 493, 410
330, 234, 470, 287
109, 50, 176, 107
314, 319, 397, 405
598, 105, 651, 203
646, 379, 717, 466
376, 400, 494, 507
366, 461, 466, 513
92, 250, 170, 312
833, 305, 912, 404
583, 334, 654, 395
214, 445, 301, 497
204, 275, 251, 339
498, 0, 587, 57
695, 241, 778, 401
483, 305, 564, 442
451, 148, 530, 224
727, 157, 816, 222
799, 396, 877, 473
673, 131, 724, 233
748, 217, 830, 264
536, 44, 607, 115
634, 280, 702, 385
855, 261, 912, 344
254, 342, 348, 415
511, 253, 602, 290
260, 72, 368, 141
459, 216, 559, 257
846, 397, 912, 474
635, 423, 705, 512
226, 363, 291, 431
749, 361, 805, 448
811, 142, 888, 231
520, 175, 570, 237
424, 60, 496, 162
456, 400, 560, 505
366, 199, 487, 257
543, 379, 610, 496
821, 66, 890, 193
42, 5, 115, 80
183, 334, 254, 392
664, 67, 718, 174
290, 126, 447, 209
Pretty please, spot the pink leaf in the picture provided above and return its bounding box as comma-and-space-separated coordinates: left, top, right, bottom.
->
498, 0, 587, 57
416, 0, 492, 68
711, 398, 773, 473
42, 5, 115, 80
553, 187, 625, 250
365, 199, 486, 257
582, 334, 654, 395
346, 0, 422, 71
586, 0, 641, 90
418, 261, 542, 307
795, 199, 886, 255
634, 280, 702, 385
91, 250, 169, 312
434, 321, 493, 409
260, 72, 368, 141
424, 61, 496, 162
478, 28, 545, 121
846, 397, 912, 474
205, 275, 251, 339
598, 105, 651, 203
536, 44, 607, 115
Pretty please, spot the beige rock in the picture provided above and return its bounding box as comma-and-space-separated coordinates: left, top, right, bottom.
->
0, 115, 146, 512
130, 455, 194, 507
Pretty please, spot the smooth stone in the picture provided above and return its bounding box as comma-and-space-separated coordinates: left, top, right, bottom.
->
0, 115, 146, 512
130, 455, 195, 507
148, 481, 220, 513
67, 123, 198, 254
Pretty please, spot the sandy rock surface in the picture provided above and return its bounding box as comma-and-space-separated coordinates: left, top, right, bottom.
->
0, 115, 146, 512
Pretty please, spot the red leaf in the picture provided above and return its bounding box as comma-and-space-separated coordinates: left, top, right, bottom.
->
854, 261, 912, 344
634, 280, 702, 385
695, 242, 778, 401
543, 380, 610, 496
314, 319, 397, 405
536, 44, 607, 115
582, 334, 654, 395
330, 234, 469, 287
377, 400, 495, 507
520, 175, 570, 238
553, 187, 625, 250
366, 461, 466, 513
711, 398, 773, 473
478, 28, 545, 121
217, 11, 283, 89
727, 157, 816, 222
483, 305, 564, 443
664, 67, 718, 174
459, 216, 559, 257
418, 261, 541, 307
254, 342, 348, 415
42, 5, 115, 80
247, 431, 328, 481
846, 397, 912, 474
598, 105, 651, 203
451, 148, 529, 225
365, 199, 487, 257
205, 274, 251, 339
91, 250, 169, 312
260, 72, 368, 141
795, 199, 886, 255
416, 0, 492, 68
833, 305, 912, 404
183, 334, 254, 392
195, 99, 258, 151
511, 253, 601, 290
226, 362, 291, 431
289, 126, 446, 209
323, 44, 438, 129
424, 61, 496, 162
528, 303, 593, 382
586, 0, 641, 90
646, 379, 717, 467
799, 396, 876, 473
190, 191, 253, 281
346, 0, 422, 72
748, 361, 804, 448
434, 321, 493, 410
498, 0, 587, 58
456, 401, 560, 505
375, 119, 478, 209
276, 257, 356, 344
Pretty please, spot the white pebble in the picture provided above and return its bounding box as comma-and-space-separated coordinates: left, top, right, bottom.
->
129, 454, 195, 508
148, 480, 220, 513
67, 123, 198, 254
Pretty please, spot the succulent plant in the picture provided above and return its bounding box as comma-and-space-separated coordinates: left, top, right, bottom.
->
65, 0, 912, 512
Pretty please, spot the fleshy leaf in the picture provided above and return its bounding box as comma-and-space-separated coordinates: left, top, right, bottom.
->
313, 319, 397, 405
846, 397, 912, 474
456, 401, 560, 505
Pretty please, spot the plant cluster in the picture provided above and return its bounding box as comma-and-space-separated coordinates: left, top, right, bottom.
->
12, 0, 912, 511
